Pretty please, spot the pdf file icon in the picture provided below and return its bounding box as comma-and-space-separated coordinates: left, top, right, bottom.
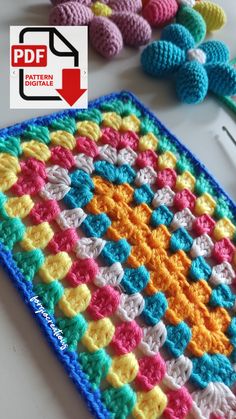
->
10, 26, 88, 109
11, 45, 47, 67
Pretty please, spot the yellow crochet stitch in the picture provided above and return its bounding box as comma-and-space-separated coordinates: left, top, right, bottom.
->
39, 252, 72, 283
158, 151, 177, 170
76, 121, 101, 141
139, 133, 158, 151
91, 1, 112, 17
20, 222, 54, 251
102, 112, 122, 130
0, 153, 20, 173
82, 318, 115, 351
213, 218, 236, 241
50, 130, 76, 150
0, 154, 20, 191
5, 195, 34, 218
121, 115, 141, 133
22, 140, 51, 161
194, 1, 227, 32
195, 192, 216, 216
107, 353, 139, 387
0, 172, 18, 192
59, 285, 91, 317
133, 387, 167, 419
175, 171, 196, 191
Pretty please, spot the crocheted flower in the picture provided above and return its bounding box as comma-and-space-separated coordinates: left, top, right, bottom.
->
142, 0, 226, 44
49, 0, 152, 58
141, 24, 236, 104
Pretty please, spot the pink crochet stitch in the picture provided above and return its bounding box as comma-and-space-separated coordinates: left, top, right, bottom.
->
30, 200, 61, 224
193, 214, 216, 236
101, 127, 121, 148
212, 238, 235, 264
135, 354, 166, 390
156, 168, 177, 188
174, 189, 196, 211
66, 258, 99, 286
49, 0, 152, 58
163, 387, 193, 419
136, 150, 157, 168
48, 228, 78, 253
21, 157, 47, 179
87, 285, 120, 319
120, 131, 139, 150
50, 146, 75, 169
142, 0, 178, 28
76, 136, 99, 157
111, 321, 142, 354
51, 0, 92, 4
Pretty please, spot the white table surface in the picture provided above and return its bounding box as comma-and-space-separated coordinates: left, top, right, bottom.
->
0, 1, 235, 418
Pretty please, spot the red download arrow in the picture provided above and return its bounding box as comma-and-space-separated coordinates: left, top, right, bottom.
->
56, 69, 87, 106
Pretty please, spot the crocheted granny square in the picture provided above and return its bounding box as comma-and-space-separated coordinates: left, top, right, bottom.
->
0, 92, 236, 419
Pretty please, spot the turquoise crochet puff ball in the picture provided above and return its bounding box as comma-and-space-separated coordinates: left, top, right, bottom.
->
141, 24, 236, 104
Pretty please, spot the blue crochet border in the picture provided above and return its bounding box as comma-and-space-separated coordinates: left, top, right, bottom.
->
0, 91, 235, 419
0, 242, 110, 419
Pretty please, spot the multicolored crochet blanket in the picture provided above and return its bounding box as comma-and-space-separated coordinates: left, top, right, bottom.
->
0, 92, 236, 419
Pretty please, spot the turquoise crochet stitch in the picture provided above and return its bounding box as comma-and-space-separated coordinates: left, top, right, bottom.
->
141, 24, 236, 104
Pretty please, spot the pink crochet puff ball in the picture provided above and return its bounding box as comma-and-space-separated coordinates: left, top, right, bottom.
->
142, 0, 179, 28
49, 0, 152, 58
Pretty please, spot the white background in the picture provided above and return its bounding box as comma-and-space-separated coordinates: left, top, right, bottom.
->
0, 0, 235, 418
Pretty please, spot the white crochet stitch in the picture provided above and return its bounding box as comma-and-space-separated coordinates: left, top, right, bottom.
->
117, 147, 137, 166
135, 166, 157, 186
209, 262, 236, 286
40, 165, 71, 200
46, 165, 71, 185
116, 293, 145, 322
177, 0, 196, 7
191, 382, 236, 419
163, 355, 193, 389
94, 262, 124, 287
171, 207, 196, 231
40, 182, 70, 201
152, 186, 175, 208
139, 321, 167, 356
190, 234, 214, 258
56, 208, 87, 230
75, 237, 106, 259
74, 154, 94, 174
98, 144, 118, 164
188, 48, 207, 65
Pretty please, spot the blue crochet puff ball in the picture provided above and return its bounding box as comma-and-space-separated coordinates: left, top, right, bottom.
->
141, 24, 236, 104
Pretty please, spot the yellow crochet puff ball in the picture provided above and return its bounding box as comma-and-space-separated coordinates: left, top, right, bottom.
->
194, 1, 227, 32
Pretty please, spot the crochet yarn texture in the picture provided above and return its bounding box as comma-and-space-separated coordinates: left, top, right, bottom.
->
142, 0, 226, 43
141, 24, 236, 104
218, 57, 236, 114
49, 0, 152, 58
1, 91, 236, 419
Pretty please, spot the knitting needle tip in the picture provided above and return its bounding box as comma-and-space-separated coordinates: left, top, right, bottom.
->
222, 126, 236, 147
